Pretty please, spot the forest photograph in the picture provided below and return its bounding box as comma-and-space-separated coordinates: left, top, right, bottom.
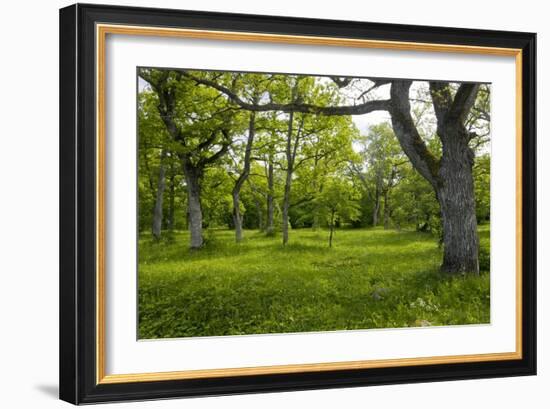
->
137, 67, 491, 340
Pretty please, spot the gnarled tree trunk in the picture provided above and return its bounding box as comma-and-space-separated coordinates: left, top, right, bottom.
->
389, 80, 480, 275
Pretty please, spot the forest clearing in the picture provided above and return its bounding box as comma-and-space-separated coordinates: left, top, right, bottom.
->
139, 226, 490, 339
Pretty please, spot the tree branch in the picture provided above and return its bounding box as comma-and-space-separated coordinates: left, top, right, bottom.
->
390, 80, 440, 189
179, 70, 391, 115
199, 129, 232, 166
448, 83, 480, 123
429, 82, 453, 125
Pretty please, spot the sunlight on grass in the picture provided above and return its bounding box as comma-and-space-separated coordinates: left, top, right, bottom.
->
138, 226, 490, 339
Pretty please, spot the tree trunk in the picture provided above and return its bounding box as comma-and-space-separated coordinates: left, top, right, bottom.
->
372, 187, 380, 226
282, 111, 295, 245
383, 189, 390, 230
167, 161, 175, 231
152, 150, 167, 240
232, 111, 256, 243
282, 178, 291, 245
141, 150, 157, 202
266, 159, 275, 234
311, 153, 321, 231
232, 191, 243, 242
182, 159, 203, 249
437, 126, 479, 274
328, 210, 335, 248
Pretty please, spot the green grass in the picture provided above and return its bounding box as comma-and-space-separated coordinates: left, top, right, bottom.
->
138, 225, 490, 339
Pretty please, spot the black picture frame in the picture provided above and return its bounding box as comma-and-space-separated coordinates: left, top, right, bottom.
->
59, 3, 536, 404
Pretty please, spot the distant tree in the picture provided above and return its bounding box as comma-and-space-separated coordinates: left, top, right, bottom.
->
350, 123, 405, 229
390, 163, 440, 234
314, 178, 361, 247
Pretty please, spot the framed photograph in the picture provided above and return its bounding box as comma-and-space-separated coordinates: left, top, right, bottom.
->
59, 3, 536, 404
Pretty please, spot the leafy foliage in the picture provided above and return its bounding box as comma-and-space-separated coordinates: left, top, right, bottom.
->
313, 178, 361, 246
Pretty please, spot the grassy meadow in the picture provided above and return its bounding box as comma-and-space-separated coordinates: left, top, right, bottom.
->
138, 225, 490, 339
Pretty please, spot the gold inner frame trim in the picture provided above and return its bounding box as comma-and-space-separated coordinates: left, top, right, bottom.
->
95, 23, 523, 385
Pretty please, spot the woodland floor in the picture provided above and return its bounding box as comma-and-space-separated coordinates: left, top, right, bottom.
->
138, 225, 490, 339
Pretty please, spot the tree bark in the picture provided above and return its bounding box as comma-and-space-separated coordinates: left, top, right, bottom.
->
152, 150, 167, 240
181, 158, 204, 249
437, 124, 479, 274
